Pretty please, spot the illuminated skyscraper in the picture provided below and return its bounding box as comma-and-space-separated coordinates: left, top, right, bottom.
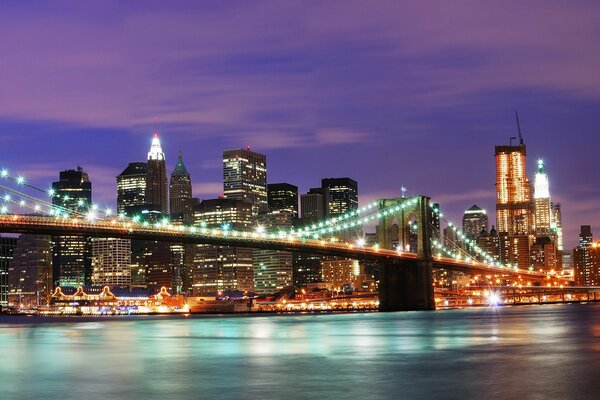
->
223, 147, 267, 216
534, 159, 552, 236
169, 150, 193, 223
146, 132, 168, 214
574, 226, 597, 286
52, 167, 92, 287
552, 202, 564, 251
7, 234, 52, 307
267, 183, 298, 219
0, 236, 17, 307
192, 199, 254, 296
321, 177, 358, 218
91, 238, 131, 288
116, 162, 147, 216
462, 205, 489, 239
495, 140, 532, 236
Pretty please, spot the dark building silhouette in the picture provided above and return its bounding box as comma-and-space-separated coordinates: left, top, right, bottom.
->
267, 183, 298, 219
146, 132, 168, 214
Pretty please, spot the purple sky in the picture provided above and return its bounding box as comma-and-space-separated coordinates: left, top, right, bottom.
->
1, 1, 599, 248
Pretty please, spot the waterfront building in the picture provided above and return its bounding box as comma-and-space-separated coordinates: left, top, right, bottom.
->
91, 238, 132, 288
146, 132, 168, 214
253, 211, 294, 295
223, 147, 267, 216
0, 236, 17, 307
7, 235, 52, 307
462, 205, 488, 240
116, 162, 147, 216
52, 167, 92, 287
192, 198, 254, 296
321, 259, 363, 292
574, 226, 595, 286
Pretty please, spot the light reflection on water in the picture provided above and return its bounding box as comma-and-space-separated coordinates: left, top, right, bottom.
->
1, 304, 600, 400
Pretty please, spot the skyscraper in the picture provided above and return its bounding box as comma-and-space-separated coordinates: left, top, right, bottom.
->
223, 147, 267, 215
495, 138, 532, 236
7, 234, 52, 307
462, 205, 489, 239
146, 132, 168, 214
552, 202, 564, 252
321, 177, 358, 218
534, 159, 552, 236
116, 162, 147, 216
267, 183, 298, 219
574, 226, 596, 286
169, 151, 193, 223
192, 198, 254, 296
91, 238, 132, 288
0, 236, 17, 307
52, 167, 92, 287
300, 189, 325, 223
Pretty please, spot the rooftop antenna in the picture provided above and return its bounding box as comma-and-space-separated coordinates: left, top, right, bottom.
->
515, 111, 523, 145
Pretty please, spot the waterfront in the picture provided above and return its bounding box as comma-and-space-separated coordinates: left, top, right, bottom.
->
1, 304, 599, 399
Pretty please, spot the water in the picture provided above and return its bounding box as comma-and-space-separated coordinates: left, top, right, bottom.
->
1, 304, 600, 400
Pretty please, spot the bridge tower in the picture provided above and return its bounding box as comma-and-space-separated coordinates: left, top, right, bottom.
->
377, 196, 435, 311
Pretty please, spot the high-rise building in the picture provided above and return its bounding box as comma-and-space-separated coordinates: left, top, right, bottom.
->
91, 238, 132, 288
462, 205, 489, 239
552, 202, 564, 251
0, 236, 17, 307
169, 151, 193, 224
146, 133, 168, 214
192, 198, 254, 296
300, 189, 325, 223
321, 177, 358, 218
495, 136, 532, 236
52, 167, 92, 287
116, 162, 147, 216
7, 235, 52, 307
253, 211, 294, 295
267, 183, 298, 219
223, 147, 267, 216
574, 226, 594, 286
321, 259, 363, 292
534, 159, 552, 236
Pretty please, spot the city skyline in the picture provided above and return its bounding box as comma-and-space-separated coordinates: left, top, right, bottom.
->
1, 1, 600, 249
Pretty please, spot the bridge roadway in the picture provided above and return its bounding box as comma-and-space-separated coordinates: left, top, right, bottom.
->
0, 214, 552, 281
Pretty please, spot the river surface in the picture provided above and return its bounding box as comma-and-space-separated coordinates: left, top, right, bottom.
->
1, 304, 600, 400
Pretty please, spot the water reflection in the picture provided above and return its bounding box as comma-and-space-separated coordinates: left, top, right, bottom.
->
1, 304, 600, 399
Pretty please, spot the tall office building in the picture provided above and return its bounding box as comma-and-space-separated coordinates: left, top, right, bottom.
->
267, 183, 298, 219
300, 189, 325, 223
91, 238, 132, 288
7, 235, 52, 307
574, 226, 596, 286
534, 159, 552, 236
52, 167, 92, 287
552, 203, 564, 252
192, 199, 254, 296
116, 162, 147, 216
321, 177, 358, 218
0, 236, 17, 307
495, 139, 532, 236
223, 147, 267, 216
146, 132, 168, 214
169, 151, 193, 224
462, 205, 489, 239
253, 211, 294, 295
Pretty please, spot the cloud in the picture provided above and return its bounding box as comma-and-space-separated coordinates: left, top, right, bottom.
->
192, 182, 223, 198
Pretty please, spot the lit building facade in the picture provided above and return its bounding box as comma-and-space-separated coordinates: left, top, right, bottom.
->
574, 226, 595, 286
462, 205, 489, 239
253, 211, 294, 295
116, 162, 147, 216
495, 142, 533, 236
223, 147, 267, 216
0, 236, 17, 307
321, 177, 358, 218
267, 183, 298, 219
52, 167, 92, 287
146, 133, 168, 214
321, 259, 363, 291
91, 238, 132, 288
192, 199, 254, 296
7, 234, 52, 307
534, 159, 552, 236
169, 151, 193, 223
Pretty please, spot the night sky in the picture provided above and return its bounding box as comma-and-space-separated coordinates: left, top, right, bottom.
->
1, 1, 599, 248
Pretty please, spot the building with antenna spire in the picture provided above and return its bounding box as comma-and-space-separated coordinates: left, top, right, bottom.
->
146, 132, 168, 214
534, 159, 552, 236
170, 150, 193, 224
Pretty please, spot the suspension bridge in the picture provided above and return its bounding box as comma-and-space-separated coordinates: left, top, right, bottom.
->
0, 167, 568, 311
